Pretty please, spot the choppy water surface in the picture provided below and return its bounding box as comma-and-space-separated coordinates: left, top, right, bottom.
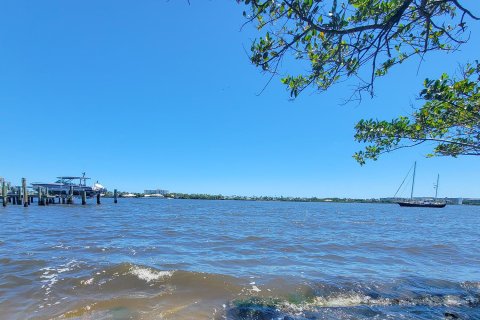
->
0, 199, 479, 319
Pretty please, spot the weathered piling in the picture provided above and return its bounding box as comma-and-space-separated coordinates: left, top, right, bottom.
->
22, 178, 28, 207
2, 181, 6, 207
38, 188, 44, 205
81, 191, 87, 205
96, 193, 101, 205
17, 188, 22, 206
45, 188, 49, 206
67, 186, 74, 204
114, 189, 118, 204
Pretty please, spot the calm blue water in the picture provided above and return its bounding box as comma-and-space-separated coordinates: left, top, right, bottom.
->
0, 199, 479, 319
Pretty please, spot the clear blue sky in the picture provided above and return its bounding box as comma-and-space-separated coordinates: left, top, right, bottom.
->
0, 1, 478, 198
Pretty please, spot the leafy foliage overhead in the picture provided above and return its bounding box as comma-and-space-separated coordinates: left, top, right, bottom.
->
238, 0, 478, 98
354, 61, 480, 164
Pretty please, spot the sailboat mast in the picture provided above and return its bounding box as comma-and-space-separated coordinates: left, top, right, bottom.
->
435, 174, 439, 199
410, 162, 416, 199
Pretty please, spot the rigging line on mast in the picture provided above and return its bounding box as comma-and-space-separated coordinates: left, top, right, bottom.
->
393, 163, 415, 198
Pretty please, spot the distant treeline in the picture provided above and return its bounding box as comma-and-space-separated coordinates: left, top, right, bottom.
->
165, 193, 390, 203
463, 199, 480, 206
112, 192, 479, 205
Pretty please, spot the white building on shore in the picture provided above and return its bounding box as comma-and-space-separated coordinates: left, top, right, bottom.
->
144, 189, 169, 196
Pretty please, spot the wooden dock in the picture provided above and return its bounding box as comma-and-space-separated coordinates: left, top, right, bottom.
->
1, 177, 117, 207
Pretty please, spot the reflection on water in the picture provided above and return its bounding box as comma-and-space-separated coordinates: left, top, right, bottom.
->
0, 199, 479, 319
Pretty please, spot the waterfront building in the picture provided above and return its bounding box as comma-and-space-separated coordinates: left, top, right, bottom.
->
144, 189, 169, 196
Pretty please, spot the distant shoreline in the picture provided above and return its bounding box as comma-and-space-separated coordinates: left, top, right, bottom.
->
107, 193, 479, 205
170, 194, 390, 204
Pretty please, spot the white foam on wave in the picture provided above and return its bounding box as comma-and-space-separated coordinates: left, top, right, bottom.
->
314, 294, 373, 307
129, 266, 174, 283
251, 285, 261, 293
310, 293, 474, 308
444, 295, 463, 306
236, 290, 479, 319
80, 278, 94, 285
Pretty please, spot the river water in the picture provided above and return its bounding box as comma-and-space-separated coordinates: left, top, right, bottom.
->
0, 199, 479, 319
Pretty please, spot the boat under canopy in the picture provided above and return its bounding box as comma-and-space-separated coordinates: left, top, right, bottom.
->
31, 174, 106, 197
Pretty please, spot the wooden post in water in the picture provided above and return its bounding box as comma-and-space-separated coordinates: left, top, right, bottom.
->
96, 193, 101, 205
17, 187, 21, 205
45, 188, 49, 206
7, 182, 11, 203
13, 188, 18, 205
38, 188, 43, 205
82, 191, 87, 205
22, 178, 28, 207
114, 189, 118, 204
2, 181, 6, 207
67, 186, 74, 204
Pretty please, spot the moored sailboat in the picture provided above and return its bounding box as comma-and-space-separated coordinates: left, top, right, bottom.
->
395, 162, 446, 208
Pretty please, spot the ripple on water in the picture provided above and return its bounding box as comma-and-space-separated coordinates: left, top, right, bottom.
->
0, 200, 479, 319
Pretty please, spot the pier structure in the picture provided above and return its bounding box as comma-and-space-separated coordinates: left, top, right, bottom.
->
0, 177, 116, 207
0, 177, 30, 206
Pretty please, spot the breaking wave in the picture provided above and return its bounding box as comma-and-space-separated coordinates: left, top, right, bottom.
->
129, 265, 174, 283
7, 262, 476, 319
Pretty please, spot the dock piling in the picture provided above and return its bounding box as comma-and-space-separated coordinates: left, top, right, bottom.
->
17, 188, 21, 206
67, 186, 74, 204
22, 178, 28, 207
38, 188, 44, 205
2, 181, 6, 207
45, 188, 49, 206
114, 189, 118, 204
81, 191, 86, 205
96, 193, 101, 205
